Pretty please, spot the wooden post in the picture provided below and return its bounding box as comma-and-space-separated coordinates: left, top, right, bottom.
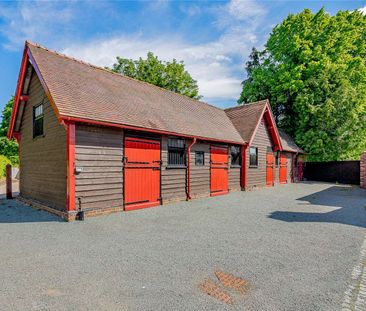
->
360, 152, 366, 189
6, 164, 12, 199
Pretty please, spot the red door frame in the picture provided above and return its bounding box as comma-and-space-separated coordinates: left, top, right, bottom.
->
123, 136, 161, 211
210, 145, 229, 196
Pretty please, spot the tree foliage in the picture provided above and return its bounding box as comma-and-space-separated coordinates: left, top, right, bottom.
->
239, 8, 366, 161
0, 97, 18, 165
110, 52, 201, 100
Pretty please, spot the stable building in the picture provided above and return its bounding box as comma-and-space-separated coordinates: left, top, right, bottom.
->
225, 100, 303, 189
8, 41, 302, 221
278, 129, 304, 183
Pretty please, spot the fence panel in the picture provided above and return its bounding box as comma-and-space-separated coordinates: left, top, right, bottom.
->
303, 161, 360, 185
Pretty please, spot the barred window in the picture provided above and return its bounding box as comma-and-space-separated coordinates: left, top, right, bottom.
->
168, 138, 186, 166
230, 146, 241, 166
33, 104, 44, 138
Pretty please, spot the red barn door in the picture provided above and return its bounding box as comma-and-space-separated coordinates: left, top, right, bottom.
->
266, 152, 275, 187
279, 153, 287, 184
124, 137, 161, 211
210, 146, 229, 196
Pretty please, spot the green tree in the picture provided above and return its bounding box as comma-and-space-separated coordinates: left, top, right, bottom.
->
239, 8, 366, 161
0, 97, 18, 165
110, 52, 201, 99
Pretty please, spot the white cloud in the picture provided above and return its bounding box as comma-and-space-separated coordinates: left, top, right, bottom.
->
228, 0, 265, 20
180, 4, 202, 17
359, 6, 366, 15
63, 35, 244, 102
0, 2, 75, 50
0, 0, 267, 104
62, 0, 266, 104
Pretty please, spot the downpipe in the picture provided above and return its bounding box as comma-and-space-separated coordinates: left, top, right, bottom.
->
186, 137, 197, 200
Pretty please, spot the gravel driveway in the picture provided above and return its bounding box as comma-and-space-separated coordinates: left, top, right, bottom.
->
1, 182, 365, 311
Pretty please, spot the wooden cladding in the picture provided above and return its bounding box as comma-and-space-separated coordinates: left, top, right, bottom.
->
75, 125, 123, 211
247, 118, 274, 188
19, 72, 67, 210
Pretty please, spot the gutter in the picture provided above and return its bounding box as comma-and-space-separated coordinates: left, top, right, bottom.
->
186, 137, 197, 200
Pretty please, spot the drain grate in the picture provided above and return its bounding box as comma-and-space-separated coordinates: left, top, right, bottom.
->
198, 279, 233, 304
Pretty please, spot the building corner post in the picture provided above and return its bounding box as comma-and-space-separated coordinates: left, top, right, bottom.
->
186, 137, 197, 200
67, 122, 76, 213
360, 152, 366, 189
241, 145, 247, 190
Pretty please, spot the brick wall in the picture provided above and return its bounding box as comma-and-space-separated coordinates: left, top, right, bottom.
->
361, 152, 366, 189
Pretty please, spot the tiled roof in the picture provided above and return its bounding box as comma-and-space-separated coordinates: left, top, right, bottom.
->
224, 100, 267, 142
27, 42, 244, 144
278, 129, 304, 153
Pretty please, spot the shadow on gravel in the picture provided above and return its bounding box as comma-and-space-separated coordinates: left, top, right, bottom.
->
269, 185, 366, 228
0, 198, 62, 223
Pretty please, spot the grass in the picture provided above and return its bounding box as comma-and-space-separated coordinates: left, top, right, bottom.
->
0, 155, 12, 177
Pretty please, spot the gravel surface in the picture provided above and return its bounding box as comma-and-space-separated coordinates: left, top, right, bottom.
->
0, 182, 365, 311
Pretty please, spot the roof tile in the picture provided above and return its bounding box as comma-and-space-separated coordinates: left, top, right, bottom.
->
224, 100, 267, 142
27, 42, 244, 144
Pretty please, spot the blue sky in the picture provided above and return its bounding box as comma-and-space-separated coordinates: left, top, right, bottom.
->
0, 0, 365, 113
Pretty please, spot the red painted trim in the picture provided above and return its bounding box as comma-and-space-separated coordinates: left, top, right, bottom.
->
8, 46, 28, 139
248, 100, 283, 151
186, 137, 196, 200
66, 122, 76, 211
13, 132, 21, 143
27, 47, 62, 122
263, 99, 283, 151
125, 201, 160, 211
210, 190, 229, 197
19, 95, 29, 101
241, 144, 248, 189
8, 43, 63, 139
60, 115, 244, 146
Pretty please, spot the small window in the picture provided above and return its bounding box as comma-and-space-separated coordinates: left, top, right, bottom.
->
168, 138, 186, 166
249, 147, 258, 167
230, 146, 241, 166
33, 104, 44, 138
195, 151, 204, 166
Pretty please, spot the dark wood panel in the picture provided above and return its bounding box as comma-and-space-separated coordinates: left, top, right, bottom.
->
75, 124, 124, 211
76, 188, 122, 198
76, 183, 123, 192
76, 177, 123, 185
19, 72, 67, 210
81, 199, 123, 210
161, 136, 186, 201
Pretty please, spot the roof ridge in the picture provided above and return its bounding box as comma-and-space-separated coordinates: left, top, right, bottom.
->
224, 99, 268, 111
25, 40, 224, 113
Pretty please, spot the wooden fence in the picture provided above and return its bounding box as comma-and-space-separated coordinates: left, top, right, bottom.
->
303, 161, 360, 185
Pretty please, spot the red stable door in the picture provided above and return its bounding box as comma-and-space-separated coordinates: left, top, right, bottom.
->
124, 137, 161, 211
210, 146, 229, 196
266, 152, 275, 187
279, 153, 287, 184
